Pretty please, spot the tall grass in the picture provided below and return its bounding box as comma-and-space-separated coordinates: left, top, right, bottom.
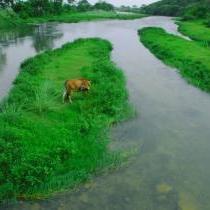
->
139, 27, 210, 92
178, 20, 210, 47
0, 38, 132, 202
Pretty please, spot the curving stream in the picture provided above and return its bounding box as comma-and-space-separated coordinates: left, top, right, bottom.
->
1, 16, 210, 210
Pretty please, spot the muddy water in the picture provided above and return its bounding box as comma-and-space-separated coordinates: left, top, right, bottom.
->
1, 17, 210, 210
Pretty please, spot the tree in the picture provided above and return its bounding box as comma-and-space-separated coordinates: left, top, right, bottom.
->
29, 0, 50, 16
0, 0, 15, 8
184, 2, 209, 19
94, 1, 114, 11
52, 0, 63, 14
67, 0, 75, 4
77, 0, 91, 11
142, 0, 209, 17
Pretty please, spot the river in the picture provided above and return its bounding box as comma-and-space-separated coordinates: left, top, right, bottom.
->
1, 16, 210, 210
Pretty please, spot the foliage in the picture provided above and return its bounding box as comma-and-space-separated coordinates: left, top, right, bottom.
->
94, 1, 114, 11
178, 20, 210, 46
0, 38, 131, 202
183, 2, 210, 20
13, 0, 63, 18
139, 27, 210, 92
3, 0, 140, 21
118, 5, 144, 13
142, 0, 210, 19
0, 7, 145, 29
0, 0, 15, 8
67, 0, 75, 4
141, 2, 181, 16
24, 11, 145, 24
0, 8, 25, 29
76, 0, 91, 11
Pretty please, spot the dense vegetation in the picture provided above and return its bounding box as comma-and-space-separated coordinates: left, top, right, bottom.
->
118, 5, 144, 13
0, 10, 145, 30
0, 38, 131, 202
142, 0, 210, 19
0, 9, 24, 29
0, 0, 145, 30
139, 27, 210, 92
178, 20, 210, 46
24, 11, 145, 24
1, 0, 115, 18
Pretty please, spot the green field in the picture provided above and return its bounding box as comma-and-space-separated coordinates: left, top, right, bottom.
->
178, 20, 210, 47
0, 38, 131, 202
25, 11, 145, 24
139, 27, 210, 92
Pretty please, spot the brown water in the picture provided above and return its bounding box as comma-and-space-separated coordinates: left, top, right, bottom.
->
1, 16, 210, 210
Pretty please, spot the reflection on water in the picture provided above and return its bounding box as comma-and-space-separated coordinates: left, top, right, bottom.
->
0, 48, 6, 70
1, 17, 210, 210
32, 24, 63, 52
0, 23, 63, 98
0, 26, 33, 45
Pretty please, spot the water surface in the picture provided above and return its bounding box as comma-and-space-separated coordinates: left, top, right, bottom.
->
1, 17, 210, 210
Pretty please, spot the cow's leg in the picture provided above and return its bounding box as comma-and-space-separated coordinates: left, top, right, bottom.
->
69, 96, 72, 104
68, 90, 72, 103
63, 90, 67, 103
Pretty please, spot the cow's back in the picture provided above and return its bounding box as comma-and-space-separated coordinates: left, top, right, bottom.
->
65, 79, 83, 91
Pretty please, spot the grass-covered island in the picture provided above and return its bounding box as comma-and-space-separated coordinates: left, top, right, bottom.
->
139, 27, 210, 92
0, 38, 131, 202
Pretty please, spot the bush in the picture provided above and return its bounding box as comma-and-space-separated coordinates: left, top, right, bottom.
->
13, 0, 64, 18
93, 1, 114, 11
183, 3, 209, 20
77, 0, 92, 12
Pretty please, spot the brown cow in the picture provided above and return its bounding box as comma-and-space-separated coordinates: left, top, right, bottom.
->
63, 78, 91, 103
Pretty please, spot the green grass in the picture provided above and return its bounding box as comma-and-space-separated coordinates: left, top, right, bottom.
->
0, 9, 25, 30
178, 20, 210, 47
25, 11, 146, 24
0, 38, 132, 202
139, 27, 210, 92
0, 9, 145, 30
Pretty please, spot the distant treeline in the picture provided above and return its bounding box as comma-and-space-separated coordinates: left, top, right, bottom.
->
0, 0, 115, 18
142, 0, 210, 20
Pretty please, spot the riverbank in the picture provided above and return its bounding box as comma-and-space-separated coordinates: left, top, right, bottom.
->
178, 20, 210, 47
0, 38, 131, 202
0, 9, 25, 30
0, 10, 145, 30
25, 11, 146, 24
139, 27, 210, 92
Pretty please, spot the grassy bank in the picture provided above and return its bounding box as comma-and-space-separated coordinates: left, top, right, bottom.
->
139, 27, 210, 92
24, 11, 146, 24
0, 10, 145, 30
0, 38, 131, 202
178, 20, 210, 47
0, 9, 25, 30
